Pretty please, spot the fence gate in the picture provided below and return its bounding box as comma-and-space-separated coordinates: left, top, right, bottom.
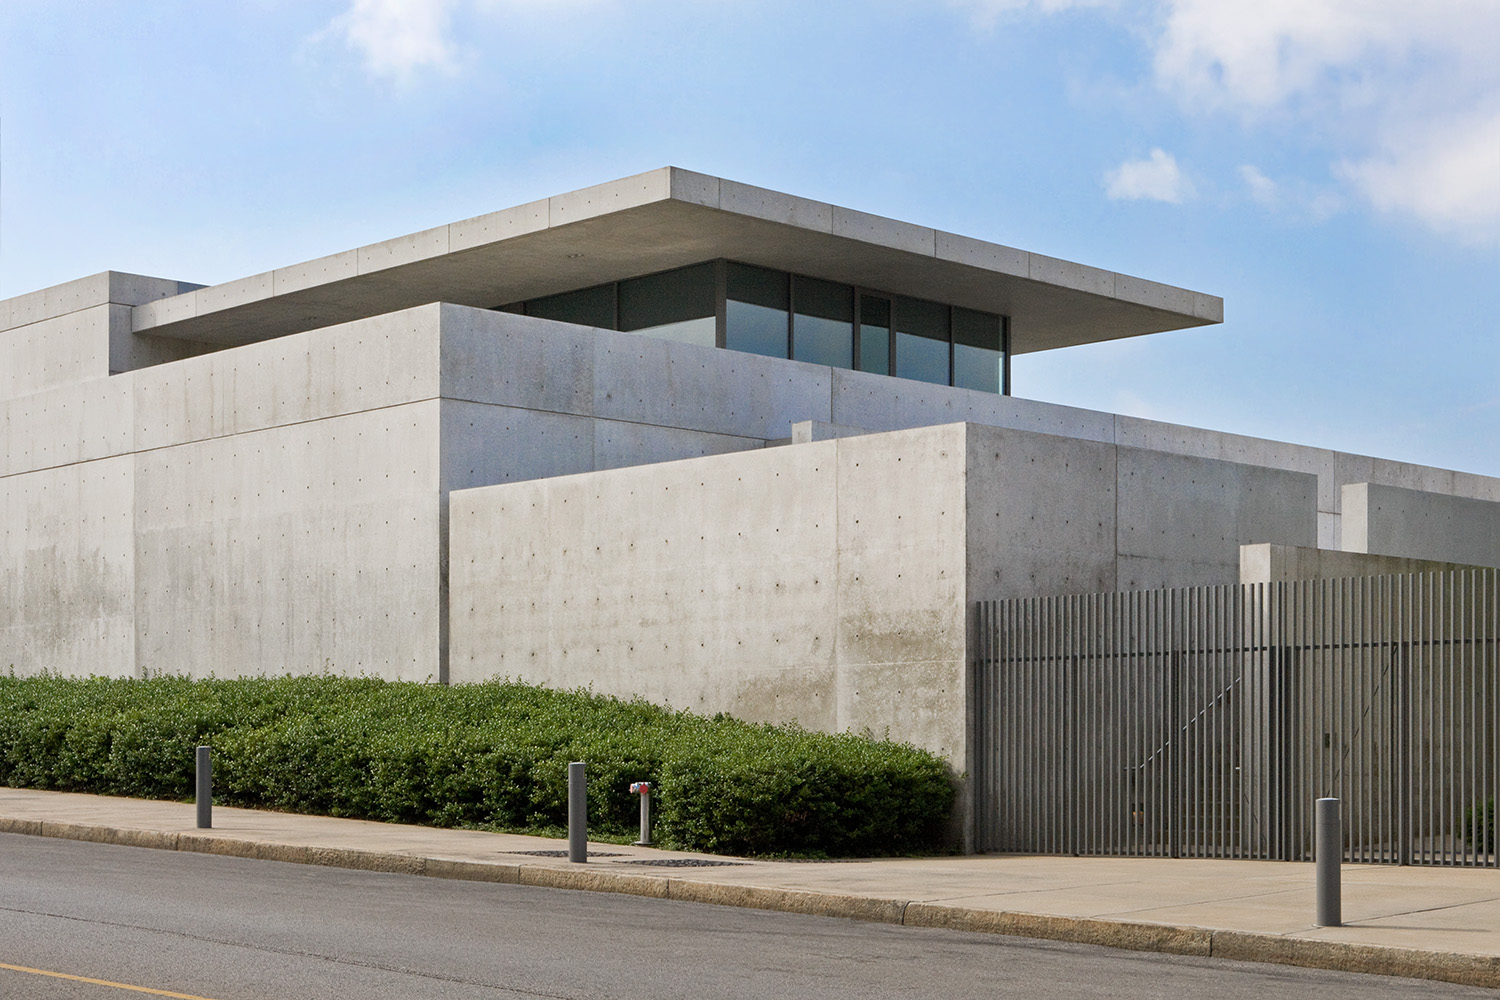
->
973, 571, 1498, 866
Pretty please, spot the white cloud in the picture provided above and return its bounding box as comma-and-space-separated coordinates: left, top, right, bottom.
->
322, 0, 606, 83
327, 0, 461, 82
1104, 148, 1192, 203
1239, 165, 1277, 208
1148, 0, 1500, 245
946, 0, 1500, 243
1336, 107, 1500, 247
1150, 0, 1500, 113
1153, 0, 1401, 112
1237, 164, 1346, 222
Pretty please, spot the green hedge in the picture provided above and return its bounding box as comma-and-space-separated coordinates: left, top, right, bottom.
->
1464, 797, 1495, 853
0, 675, 953, 856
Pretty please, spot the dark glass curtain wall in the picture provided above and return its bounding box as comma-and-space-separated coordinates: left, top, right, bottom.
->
503, 260, 1010, 395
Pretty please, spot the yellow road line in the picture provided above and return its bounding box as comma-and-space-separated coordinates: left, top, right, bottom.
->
0, 960, 224, 999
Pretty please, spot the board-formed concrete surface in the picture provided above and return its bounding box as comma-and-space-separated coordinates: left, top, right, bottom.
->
5, 787, 1500, 991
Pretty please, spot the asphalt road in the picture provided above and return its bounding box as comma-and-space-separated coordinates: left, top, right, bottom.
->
0, 833, 1491, 1000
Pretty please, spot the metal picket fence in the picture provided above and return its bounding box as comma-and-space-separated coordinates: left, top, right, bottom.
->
972, 570, 1499, 866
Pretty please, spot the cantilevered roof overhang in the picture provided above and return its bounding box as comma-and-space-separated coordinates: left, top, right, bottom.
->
131, 167, 1222, 355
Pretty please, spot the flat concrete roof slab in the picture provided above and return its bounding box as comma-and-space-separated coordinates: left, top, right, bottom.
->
130, 167, 1222, 354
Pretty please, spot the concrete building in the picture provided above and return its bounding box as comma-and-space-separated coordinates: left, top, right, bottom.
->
5, 168, 1499, 845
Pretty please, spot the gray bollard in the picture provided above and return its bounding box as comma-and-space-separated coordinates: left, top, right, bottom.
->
1315, 797, 1341, 927
195, 746, 212, 829
630, 781, 652, 846
568, 761, 587, 863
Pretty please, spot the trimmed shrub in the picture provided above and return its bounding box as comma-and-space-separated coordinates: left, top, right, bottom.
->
0, 675, 953, 856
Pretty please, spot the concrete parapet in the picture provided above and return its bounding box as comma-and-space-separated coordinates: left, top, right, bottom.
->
1239, 543, 1490, 584
790, 419, 868, 444
0, 272, 198, 335
0, 305, 114, 402
1114, 445, 1317, 589
1342, 482, 1500, 567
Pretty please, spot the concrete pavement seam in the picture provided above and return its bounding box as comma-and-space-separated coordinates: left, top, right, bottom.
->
4, 815, 1499, 990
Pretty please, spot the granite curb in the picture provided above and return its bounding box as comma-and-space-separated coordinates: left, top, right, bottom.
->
4, 816, 1498, 990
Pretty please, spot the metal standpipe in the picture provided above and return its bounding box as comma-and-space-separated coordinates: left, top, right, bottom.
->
195, 746, 212, 830
1315, 797, 1341, 927
568, 762, 587, 863
630, 782, 652, 846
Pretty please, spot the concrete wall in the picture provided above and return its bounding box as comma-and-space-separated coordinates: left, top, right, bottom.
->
815, 367, 1500, 552
431, 306, 1500, 547
4, 273, 1499, 852
828, 426, 970, 766
447, 422, 971, 769
130, 401, 446, 679
0, 305, 116, 400
1, 303, 863, 680
963, 426, 1118, 599
0, 457, 137, 676
0, 273, 211, 402
3, 281, 1499, 700
1342, 483, 1500, 568
434, 304, 782, 490
1115, 446, 1317, 588
963, 424, 1317, 602
1239, 543, 1489, 584
449, 419, 1322, 850
1, 306, 452, 679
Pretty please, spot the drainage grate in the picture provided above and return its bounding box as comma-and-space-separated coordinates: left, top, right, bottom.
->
505, 850, 626, 858
615, 858, 750, 867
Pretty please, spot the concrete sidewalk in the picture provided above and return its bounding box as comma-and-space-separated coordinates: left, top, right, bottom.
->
4, 788, 1500, 990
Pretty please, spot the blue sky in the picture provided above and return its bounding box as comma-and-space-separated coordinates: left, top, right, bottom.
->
2, 1, 1497, 476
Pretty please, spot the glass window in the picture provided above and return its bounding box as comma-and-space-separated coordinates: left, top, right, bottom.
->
506, 259, 1008, 395
725, 262, 789, 358
526, 283, 615, 328
952, 307, 1003, 393
858, 295, 891, 375
894, 296, 950, 386
619, 262, 717, 347
792, 276, 854, 369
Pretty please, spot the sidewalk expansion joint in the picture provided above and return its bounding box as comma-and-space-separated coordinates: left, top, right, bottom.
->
1095, 884, 1306, 920
1365, 894, 1500, 921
